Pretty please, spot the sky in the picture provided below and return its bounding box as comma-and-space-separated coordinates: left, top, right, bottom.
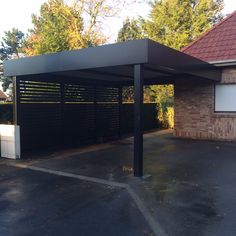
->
0, 0, 150, 43
0, 0, 235, 43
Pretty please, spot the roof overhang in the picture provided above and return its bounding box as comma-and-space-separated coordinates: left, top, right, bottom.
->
209, 59, 236, 67
4, 39, 221, 85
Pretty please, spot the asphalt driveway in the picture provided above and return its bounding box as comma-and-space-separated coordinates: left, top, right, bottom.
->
0, 165, 153, 236
1, 130, 236, 236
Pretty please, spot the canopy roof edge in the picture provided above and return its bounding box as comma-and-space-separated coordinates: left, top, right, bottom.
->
147, 40, 221, 81
4, 39, 221, 82
4, 39, 149, 77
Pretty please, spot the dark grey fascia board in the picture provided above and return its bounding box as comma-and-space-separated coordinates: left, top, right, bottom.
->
4, 38, 222, 82
147, 40, 222, 81
4, 39, 149, 77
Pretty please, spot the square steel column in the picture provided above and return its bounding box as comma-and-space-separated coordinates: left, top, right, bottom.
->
13, 76, 19, 125
118, 86, 123, 138
134, 64, 143, 177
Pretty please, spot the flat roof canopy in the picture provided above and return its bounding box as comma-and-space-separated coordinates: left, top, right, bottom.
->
4, 39, 221, 85
4, 39, 222, 177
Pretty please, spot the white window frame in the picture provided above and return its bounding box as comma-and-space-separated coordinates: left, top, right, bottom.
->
214, 84, 236, 113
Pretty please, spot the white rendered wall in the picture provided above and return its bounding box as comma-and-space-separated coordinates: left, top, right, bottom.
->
0, 125, 21, 159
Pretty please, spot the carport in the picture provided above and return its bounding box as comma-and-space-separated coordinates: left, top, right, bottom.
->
3, 39, 221, 176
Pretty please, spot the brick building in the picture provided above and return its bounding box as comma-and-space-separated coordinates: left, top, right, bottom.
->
175, 11, 236, 141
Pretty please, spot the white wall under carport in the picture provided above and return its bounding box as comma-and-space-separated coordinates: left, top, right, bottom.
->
0, 124, 20, 159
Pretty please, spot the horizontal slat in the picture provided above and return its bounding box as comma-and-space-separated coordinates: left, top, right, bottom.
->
20, 88, 61, 93
20, 80, 60, 86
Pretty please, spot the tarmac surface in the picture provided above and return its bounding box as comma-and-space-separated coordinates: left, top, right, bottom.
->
1, 130, 236, 236
0, 165, 153, 236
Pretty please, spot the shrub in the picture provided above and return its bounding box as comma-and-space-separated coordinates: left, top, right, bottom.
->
166, 107, 174, 129
157, 105, 174, 129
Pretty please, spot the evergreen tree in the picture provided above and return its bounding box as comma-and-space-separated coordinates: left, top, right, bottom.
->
0, 28, 24, 60
24, 0, 84, 55
25, 0, 134, 55
144, 0, 224, 127
0, 28, 25, 94
117, 18, 143, 42
117, 18, 145, 102
145, 0, 224, 50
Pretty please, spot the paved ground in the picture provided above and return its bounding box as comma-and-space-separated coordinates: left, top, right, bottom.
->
1, 130, 236, 236
0, 165, 153, 236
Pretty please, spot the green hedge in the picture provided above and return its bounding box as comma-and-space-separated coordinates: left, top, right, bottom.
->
0, 104, 13, 124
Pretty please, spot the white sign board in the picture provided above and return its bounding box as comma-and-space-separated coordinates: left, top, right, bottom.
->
0, 125, 21, 159
215, 84, 236, 112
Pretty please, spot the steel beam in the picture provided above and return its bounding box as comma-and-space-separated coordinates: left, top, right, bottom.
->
133, 64, 143, 177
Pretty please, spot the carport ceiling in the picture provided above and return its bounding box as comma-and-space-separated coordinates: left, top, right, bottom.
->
4, 39, 221, 85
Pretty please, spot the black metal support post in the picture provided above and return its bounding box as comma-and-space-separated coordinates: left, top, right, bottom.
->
94, 86, 98, 142
13, 76, 19, 125
60, 82, 65, 145
134, 64, 143, 177
118, 86, 122, 138
13, 76, 22, 158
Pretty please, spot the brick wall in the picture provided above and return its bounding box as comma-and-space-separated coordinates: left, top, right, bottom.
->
174, 68, 236, 141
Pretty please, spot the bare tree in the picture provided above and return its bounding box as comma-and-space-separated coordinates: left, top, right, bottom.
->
72, 0, 140, 46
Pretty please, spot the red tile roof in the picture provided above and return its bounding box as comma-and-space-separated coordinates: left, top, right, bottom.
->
182, 11, 236, 62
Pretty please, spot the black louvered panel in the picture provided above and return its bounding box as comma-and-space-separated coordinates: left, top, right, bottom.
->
19, 104, 62, 150
96, 103, 119, 140
19, 80, 61, 103
120, 103, 159, 134
96, 86, 119, 103
18, 80, 62, 151
17, 79, 122, 153
63, 83, 96, 145
63, 104, 96, 145
96, 86, 119, 140
64, 84, 95, 103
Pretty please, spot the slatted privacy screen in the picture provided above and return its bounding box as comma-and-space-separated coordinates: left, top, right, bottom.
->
63, 103, 96, 145
63, 83, 95, 145
19, 80, 61, 103
19, 103, 62, 150
121, 103, 158, 134
18, 80, 62, 150
17, 78, 158, 153
64, 84, 95, 103
96, 87, 119, 140
96, 86, 119, 103
18, 79, 121, 151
